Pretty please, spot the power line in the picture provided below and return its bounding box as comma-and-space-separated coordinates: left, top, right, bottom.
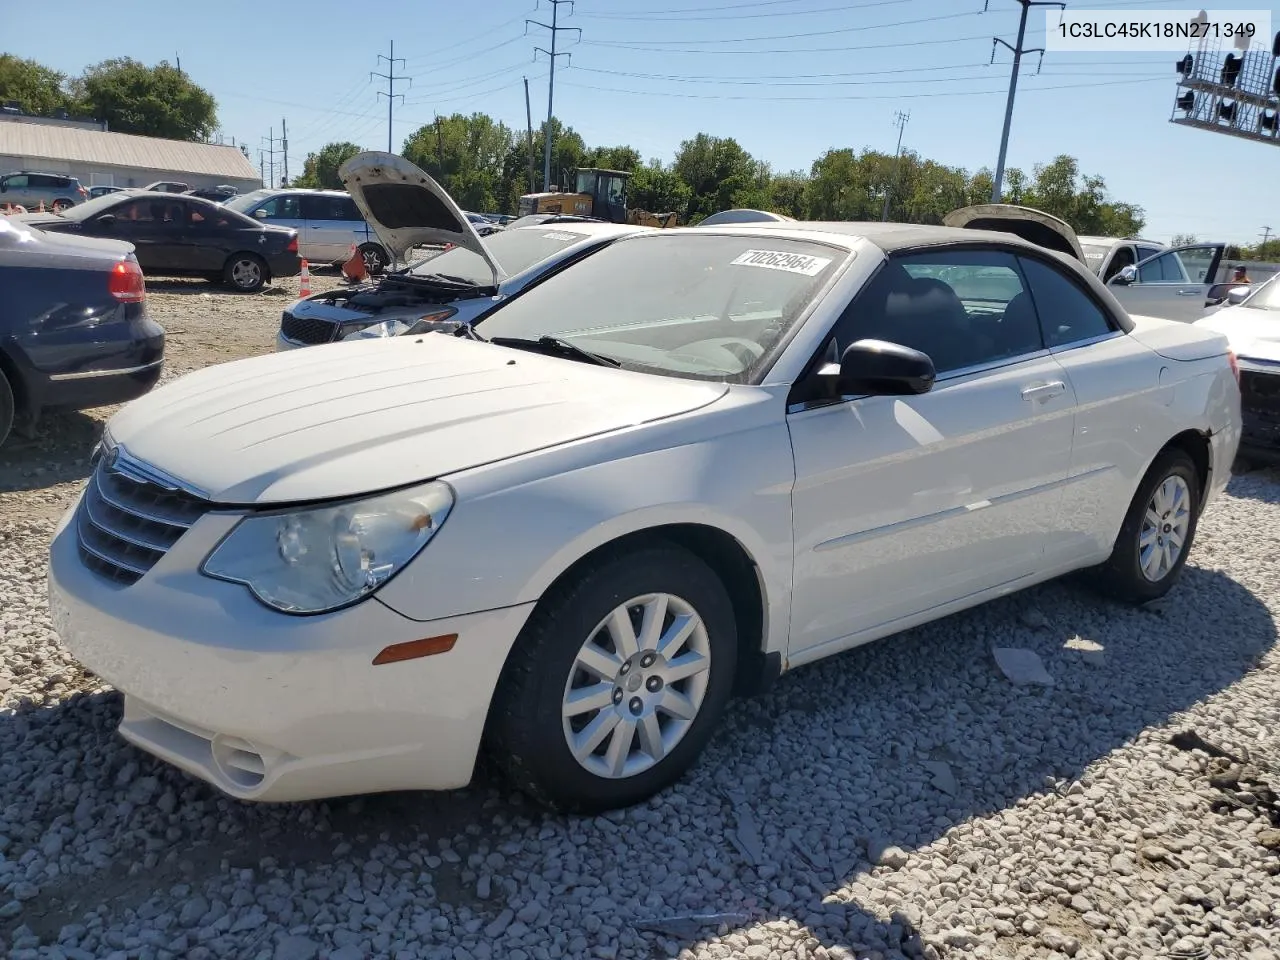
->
567, 62, 1160, 87
402, 14, 532, 64
586, 9, 980, 46
990, 0, 1065, 204
555, 74, 1166, 101
527, 0, 580, 192
580, 31, 1007, 55
597, 0, 829, 13
580, 0, 909, 22
372, 40, 411, 154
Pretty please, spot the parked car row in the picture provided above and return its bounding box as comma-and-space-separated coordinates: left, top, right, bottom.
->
38, 151, 1245, 816
18, 190, 302, 292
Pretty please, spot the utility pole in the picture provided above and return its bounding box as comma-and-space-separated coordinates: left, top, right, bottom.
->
989, 0, 1064, 203
528, 0, 581, 192
372, 41, 411, 154
1260, 225, 1272, 258
524, 76, 537, 194
281, 117, 289, 186
259, 151, 265, 187
261, 129, 283, 190
881, 110, 910, 222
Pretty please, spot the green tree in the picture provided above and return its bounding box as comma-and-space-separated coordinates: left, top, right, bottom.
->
402, 113, 515, 212
629, 160, 691, 215
1019, 155, 1146, 235
0, 55, 76, 116
74, 58, 216, 140
1172, 233, 1200, 247
293, 141, 362, 190
583, 145, 641, 172
672, 133, 768, 221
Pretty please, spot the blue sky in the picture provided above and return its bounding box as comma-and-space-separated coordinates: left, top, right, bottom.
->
6, 0, 1278, 244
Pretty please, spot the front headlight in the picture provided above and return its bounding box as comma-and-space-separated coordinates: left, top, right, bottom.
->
90, 427, 117, 468
201, 481, 454, 615
341, 308, 458, 341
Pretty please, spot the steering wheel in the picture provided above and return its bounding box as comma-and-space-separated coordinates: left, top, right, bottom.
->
672, 337, 766, 371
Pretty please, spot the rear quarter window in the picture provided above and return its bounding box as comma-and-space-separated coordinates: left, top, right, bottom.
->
1018, 255, 1117, 348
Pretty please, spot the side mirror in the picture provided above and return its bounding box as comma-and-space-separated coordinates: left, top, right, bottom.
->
0, 182, 7, 193
254, 208, 269, 219
1226, 285, 1251, 305
95, 214, 116, 227
818, 339, 936, 397
1110, 265, 1138, 286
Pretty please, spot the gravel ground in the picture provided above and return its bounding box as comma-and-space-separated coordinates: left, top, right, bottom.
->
2, 275, 1279, 960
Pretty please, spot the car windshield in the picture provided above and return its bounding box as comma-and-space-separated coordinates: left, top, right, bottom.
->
474, 233, 846, 382
223, 190, 273, 214
1242, 274, 1280, 312
55, 193, 130, 221
407, 227, 587, 285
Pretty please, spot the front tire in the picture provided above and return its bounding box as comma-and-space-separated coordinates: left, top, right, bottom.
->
51, 198, 74, 213
1095, 447, 1201, 603
488, 543, 738, 813
224, 253, 268, 292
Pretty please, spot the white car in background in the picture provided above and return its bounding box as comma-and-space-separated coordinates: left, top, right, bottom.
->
1195, 273, 1280, 460
276, 152, 650, 350
945, 205, 1226, 324
49, 217, 1240, 813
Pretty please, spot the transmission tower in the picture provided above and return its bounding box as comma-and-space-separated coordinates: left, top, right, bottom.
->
988, 0, 1065, 203
527, 0, 581, 192
261, 128, 283, 188
881, 110, 910, 222
373, 41, 411, 154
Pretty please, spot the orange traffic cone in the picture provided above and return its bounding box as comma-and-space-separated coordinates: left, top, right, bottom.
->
341, 243, 367, 283
298, 259, 311, 298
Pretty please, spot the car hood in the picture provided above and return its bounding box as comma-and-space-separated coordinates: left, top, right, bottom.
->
943, 204, 1085, 264
339, 151, 506, 282
1196, 305, 1280, 363
104, 335, 729, 504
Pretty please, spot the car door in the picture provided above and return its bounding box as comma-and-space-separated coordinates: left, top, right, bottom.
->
1106, 244, 1226, 323
300, 194, 352, 262
1016, 253, 1172, 562
180, 200, 236, 272
86, 198, 179, 272
785, 247, 1078, 658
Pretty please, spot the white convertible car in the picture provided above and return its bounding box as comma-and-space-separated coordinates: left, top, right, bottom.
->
48, 213, 1242, 812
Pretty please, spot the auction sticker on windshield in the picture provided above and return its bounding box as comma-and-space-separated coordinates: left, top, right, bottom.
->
730, 249, 832, 276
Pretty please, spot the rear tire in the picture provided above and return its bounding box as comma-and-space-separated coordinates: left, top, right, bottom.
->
223, 253, 268, 292
0, 370, 14, 449
1093, 447, 1201, 603
487, 543, 738, 813
51, 198, 74, 213
359, 243, 388, 276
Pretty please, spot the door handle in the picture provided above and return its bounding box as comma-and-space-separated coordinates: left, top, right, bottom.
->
1176, 289, 1201, 296
1020, 380, 1066, 402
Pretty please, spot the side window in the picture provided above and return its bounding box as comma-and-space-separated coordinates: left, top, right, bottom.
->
301, 195, 343, 220
339, 197, 363, 222
1135, 244, 1163, 262
5, 175, 28, 189
27, 174, 55, 188
113, 200, 155, 222
834, 248, 1042, 375
1101, 246, 1134, 282
1019, 255, 1116, 348
1138, 250, 1189, 284
257, 195, 301, 219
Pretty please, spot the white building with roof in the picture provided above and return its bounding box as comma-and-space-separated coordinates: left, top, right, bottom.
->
0, 116, 262, 194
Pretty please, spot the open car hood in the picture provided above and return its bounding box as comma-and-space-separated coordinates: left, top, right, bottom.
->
338, 151, 507, 283
943, 204, 1085, 264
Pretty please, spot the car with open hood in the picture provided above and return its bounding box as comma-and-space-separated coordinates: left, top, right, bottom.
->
275, 151, 649, 350
944, 204, 1226, 324
49, 217, 1240, 813
1195, 272, 1280, 458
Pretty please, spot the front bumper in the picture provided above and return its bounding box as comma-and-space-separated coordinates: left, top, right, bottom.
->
48, 497, 534, 802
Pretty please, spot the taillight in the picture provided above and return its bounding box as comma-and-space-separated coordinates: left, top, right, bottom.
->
108, 259, 146, 303
1228, 349, 1240, 385
287, 233, 299, 253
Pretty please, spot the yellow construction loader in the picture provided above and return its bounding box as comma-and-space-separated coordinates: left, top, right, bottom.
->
517, 168, 679, 228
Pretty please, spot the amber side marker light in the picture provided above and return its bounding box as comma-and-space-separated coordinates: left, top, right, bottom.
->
372, 634, 458, 665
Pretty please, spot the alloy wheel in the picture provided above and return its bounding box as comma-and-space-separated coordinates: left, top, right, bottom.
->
1139, 474, 1191, 581
561, 592, 712, 780
231, 258, 262, 290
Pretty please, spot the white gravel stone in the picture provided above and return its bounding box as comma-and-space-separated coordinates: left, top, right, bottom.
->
1, 282, 1279, 960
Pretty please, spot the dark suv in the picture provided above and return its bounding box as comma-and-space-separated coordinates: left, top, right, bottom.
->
0, 217, 165, 447
0, 171, 88, 211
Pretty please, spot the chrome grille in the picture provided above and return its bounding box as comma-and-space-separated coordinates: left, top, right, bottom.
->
75, 460, 208, 585
280, 311, 338, 345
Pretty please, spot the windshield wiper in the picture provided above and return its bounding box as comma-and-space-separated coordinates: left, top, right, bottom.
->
488, 335, 621, 368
